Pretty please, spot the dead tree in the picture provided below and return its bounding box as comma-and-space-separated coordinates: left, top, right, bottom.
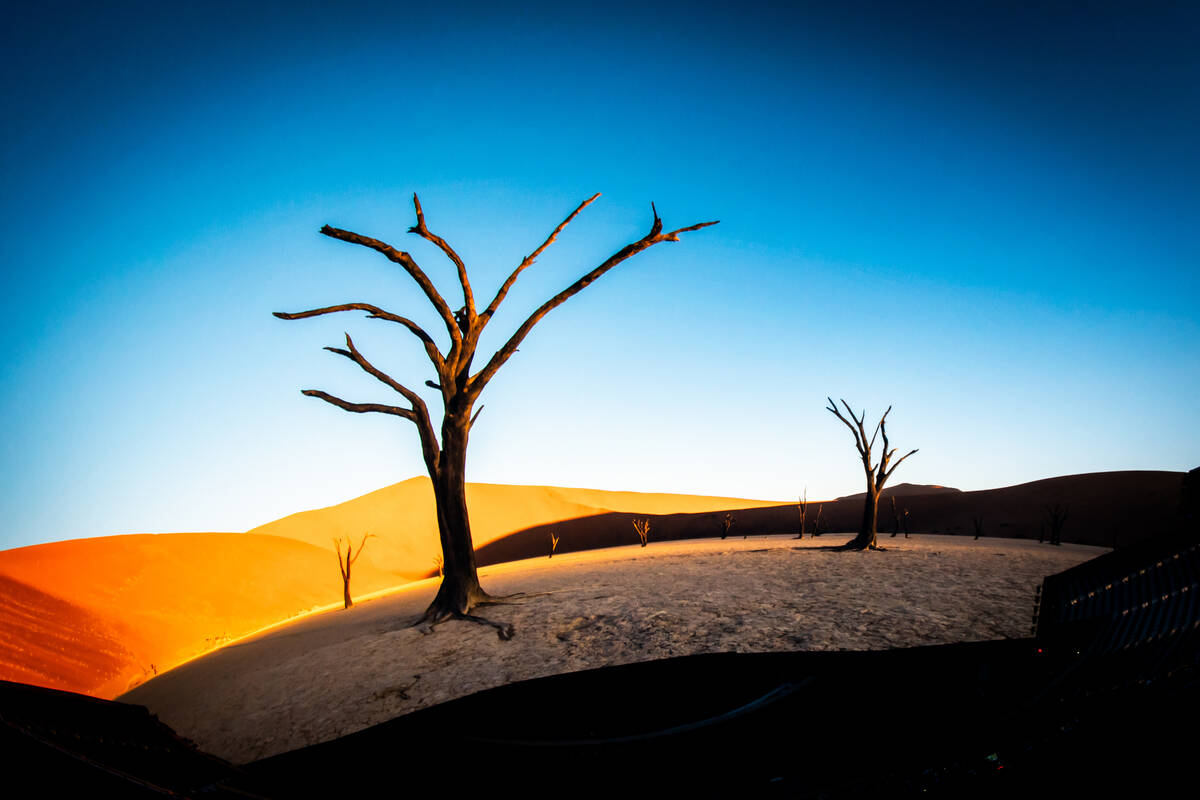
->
812, 503, 824, 536
826, 398, 918, 551
548, 531, 560, 559
632, 518, 650, 547
972, 516, 984, 540
277, 195, 716, 638
334, 533, 372, 609
795, 489, 807, 539
902, 507, 910, 538
719, 512, 735, 540
1045, 503, 1068, 546
890, 496, 901, 538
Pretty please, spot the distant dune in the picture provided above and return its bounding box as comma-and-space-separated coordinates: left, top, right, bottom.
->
836, 482, 963, 501
0, 481, 780, 698
0, 471, 1183, 699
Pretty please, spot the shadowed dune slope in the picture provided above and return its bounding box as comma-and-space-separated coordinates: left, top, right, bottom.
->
0, 533, 397, 698
479, 471, 1185, 563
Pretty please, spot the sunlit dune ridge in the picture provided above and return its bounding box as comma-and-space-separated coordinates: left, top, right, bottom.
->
0, 478, 782, 699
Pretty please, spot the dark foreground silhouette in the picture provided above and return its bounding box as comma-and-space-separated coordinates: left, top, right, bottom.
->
4, 526, 1196, 798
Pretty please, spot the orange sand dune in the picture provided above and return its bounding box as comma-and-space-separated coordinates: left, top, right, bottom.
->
247, 477, 784, 581
0, 480, 781, 699
0, 532, 397, 698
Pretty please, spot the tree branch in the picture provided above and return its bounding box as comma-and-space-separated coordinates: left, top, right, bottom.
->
301, 389, 415, 419
323, 335, 443, 469
408, 194, 475, 323
273, 303, 444, 372
348, 532, 371, 567
827, 397, 866, 456
479, 193, 601, 325
883, 449, 919, 483
468, 207, 718, 398
319, 225, 462, 349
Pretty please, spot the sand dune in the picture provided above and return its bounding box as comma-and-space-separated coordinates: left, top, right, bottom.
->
0, 480, 781, 698
246, 477, 783, 581
0, 532, 398, 698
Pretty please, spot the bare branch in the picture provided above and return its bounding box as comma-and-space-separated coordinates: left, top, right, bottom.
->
408, 194, 475, 321
480, 193, 601, 324
827, 397, 866, 456
470, 405, 484, 427
334, 538, 348, 579
273, 303, 444, 372
319, 225, 462, 348
325, 333, 427, 412
469, 208, 719, 398
301, 389, 414, 420
322, 335, 443, 471
869, 406, 892, 452
348, 533, 372, 567
883, 449, 919, 483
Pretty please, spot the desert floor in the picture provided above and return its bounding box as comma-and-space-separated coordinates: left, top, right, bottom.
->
121, 534, 1104, 764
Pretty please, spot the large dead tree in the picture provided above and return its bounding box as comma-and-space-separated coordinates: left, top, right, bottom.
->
826, 398, 918, 551
277, 194, 717, 638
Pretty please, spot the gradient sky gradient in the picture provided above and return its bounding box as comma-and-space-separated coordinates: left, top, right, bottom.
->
2, 0, 1197, 549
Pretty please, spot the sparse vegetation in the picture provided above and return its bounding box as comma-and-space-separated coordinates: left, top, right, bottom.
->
334, 533, 373, 609
796, 489, 807, 539
632, 518, 650, 547
719, 512, 735, 540
549, 531, 560, 558
1044, 503, 1068, 546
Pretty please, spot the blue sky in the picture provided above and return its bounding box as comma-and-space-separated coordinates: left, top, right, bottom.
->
2, 1, 1197, 549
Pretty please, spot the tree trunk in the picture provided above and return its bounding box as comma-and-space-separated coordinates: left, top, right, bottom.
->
423, 413, 487, 619
842, 487, 879, 550
343, 578, 352, 609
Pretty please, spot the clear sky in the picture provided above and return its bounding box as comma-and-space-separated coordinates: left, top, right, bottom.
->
2, 0, 1197, 549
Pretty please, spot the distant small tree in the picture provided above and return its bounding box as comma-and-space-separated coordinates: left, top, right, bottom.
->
549, 531, 560, 558
890, 496, 901, 538
795, 489, 807, 539
719, 512, 735, 540
902, 507, 910, 538
972, 516, 984, 540
812, 503, 824, 536
632, 518, 650, 547
1044, 503, 1068, 546
334, 533, 373, 609
826, 398, 919, 551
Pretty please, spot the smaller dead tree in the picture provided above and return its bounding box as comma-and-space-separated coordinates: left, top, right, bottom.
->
890, 496, 901, 538
549, 531, 560, 558
902, 507, 910, 538
813, 503, 824, 536
826, 398, 918, 551
1044, 503, 1068, 546
719, 512, 735, 540
796, 489, 807, 539
972, 516, 984, 540
334, 533, 373, 609
632, 518, 650, 547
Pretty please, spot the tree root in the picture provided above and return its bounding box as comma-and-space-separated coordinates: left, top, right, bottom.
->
413, 608, 515, 640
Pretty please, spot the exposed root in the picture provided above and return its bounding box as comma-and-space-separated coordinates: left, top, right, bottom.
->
411, 599, 516, 641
